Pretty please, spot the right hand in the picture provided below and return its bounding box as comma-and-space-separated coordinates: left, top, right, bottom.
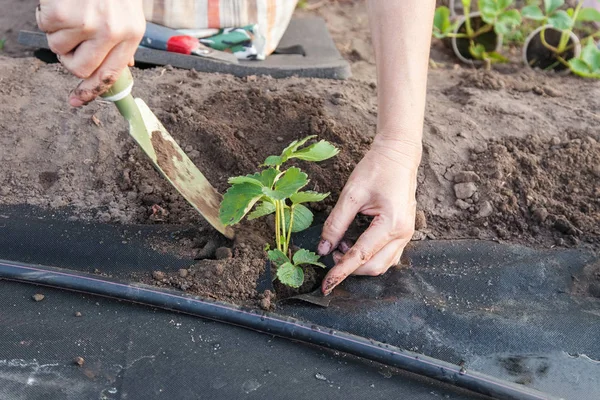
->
36, 0, 146, 106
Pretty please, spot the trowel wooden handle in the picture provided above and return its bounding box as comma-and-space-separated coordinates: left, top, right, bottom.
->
101, 67, 134, 103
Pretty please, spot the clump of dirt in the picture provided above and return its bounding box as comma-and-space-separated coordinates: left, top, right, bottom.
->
435, 131, 600, 248
144, 219, 325, 306
572, 260, 600, 298
146, 223, 271, 304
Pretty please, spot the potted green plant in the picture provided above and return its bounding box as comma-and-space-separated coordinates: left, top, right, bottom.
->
522, 0, 600, 71
434, 0, 522, 66
219, 135, 338, 289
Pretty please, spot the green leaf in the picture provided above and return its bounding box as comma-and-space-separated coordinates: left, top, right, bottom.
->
262, 167, 308, 200
284, 204, 314, 233
219, 183, 264, 225
263, 155, 283, 167
544, 0, 564, 15
281, 135, 316, 161
521, 5, 545, 20
290, 191, 329, 204
258, 168, 279, 188
289, 140, 339, 162
580, 38, 600, 71
485, 51, 509, 63
276, 262, 304, 288
292, 249, 327, 268
478, 0, 500, 22
497, 0, 513, 11
469, 43, 487, 59
433, 7, 453, 38
227, 168, 279, 189
267, 249, 290, 267
569, 57, 594, 77
547, 9, 572, 30
495, 9, 522, 35
577, 7, 600, 22
248, 201, 276, 220
228, 174, 263, 186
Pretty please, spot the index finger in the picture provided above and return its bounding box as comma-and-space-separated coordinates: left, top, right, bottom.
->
321, 215, 391, 295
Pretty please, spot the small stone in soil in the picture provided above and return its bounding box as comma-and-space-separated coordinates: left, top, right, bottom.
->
152, 271, 165, 281
454, 171, 480, 183
32, 294, 45, 302
197, 240, 218, 259
73, 357, 85, 367
139, 184, 154, 194
260, 296, 271, 310
454, 182, 477, 199
414, 210, 427, 230
588, 283, 600, 298
532, 208, 549, 223
455, 199, 471, 210
553, 217, 577, 235
551, 137, 561, 146
472, 142, 488, 154
75, 311, 82, 317
215, 247, 233, 260
315, 373, 327, 381
141, 194, 162, 206
276, 136, 284, 143
179, 269, 189, 278
476, 201, 494, 218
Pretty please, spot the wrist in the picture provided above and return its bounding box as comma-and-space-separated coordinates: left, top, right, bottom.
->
370, 135, 423, 170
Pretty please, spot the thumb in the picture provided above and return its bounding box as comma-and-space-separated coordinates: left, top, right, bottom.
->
318, 190, 363, 256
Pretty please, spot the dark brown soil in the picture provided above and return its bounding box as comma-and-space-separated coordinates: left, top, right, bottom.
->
432, 131, 600, 248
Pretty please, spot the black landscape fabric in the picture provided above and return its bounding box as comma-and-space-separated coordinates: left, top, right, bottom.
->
0, 206, 598, 399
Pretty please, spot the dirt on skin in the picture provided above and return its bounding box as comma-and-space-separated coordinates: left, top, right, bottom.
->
1, 0, 600, 306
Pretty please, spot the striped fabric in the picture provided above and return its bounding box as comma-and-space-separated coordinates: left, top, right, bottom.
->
142, 0, 298, 55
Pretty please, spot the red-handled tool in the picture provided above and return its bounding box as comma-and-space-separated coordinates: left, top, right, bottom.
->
141, 22, 238, 64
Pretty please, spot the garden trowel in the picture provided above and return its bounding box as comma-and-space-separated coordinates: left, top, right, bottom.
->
101, 67, 234, 239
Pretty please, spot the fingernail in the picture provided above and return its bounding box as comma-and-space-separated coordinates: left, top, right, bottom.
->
322, 277, 338, 296
69, 95, 84, 108
339, 240, 351, 253
318, 239, 331, 256
332, 251, 343, 264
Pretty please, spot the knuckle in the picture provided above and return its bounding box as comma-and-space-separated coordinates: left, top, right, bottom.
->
347, 245, 372, 265
71, 65, 93, 79
98, 70, 118, 87
47, 8, 68, 25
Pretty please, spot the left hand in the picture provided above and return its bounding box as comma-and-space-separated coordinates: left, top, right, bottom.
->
318, 137, 421, 295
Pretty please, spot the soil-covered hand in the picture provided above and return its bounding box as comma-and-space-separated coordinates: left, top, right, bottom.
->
36, 0, 145, 106
318, 137, 421, 295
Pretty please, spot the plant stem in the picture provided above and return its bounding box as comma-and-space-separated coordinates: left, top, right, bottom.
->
540, 28, 560, 53
463, 0, 474, 37
279, 201, 287, 254
285, 206, 295, 254
473, 23, 493, 38
275, 201, 281, 251
558, 0, 583, 53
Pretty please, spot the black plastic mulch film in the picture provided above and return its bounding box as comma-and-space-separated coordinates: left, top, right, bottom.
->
0, 206, 599, 400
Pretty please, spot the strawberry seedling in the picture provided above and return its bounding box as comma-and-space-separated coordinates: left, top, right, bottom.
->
219, 135, 339, 288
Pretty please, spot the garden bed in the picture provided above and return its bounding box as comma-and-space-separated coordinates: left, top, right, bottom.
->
0, 0, 598, 309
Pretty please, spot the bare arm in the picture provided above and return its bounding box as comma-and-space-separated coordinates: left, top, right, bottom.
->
319, 0, 435, 294
368, 0, 434, 150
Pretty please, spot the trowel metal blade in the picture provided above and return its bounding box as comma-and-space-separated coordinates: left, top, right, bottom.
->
132, 98, 234, 239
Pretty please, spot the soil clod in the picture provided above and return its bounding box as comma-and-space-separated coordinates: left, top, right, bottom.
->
32, 294, 45, 302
